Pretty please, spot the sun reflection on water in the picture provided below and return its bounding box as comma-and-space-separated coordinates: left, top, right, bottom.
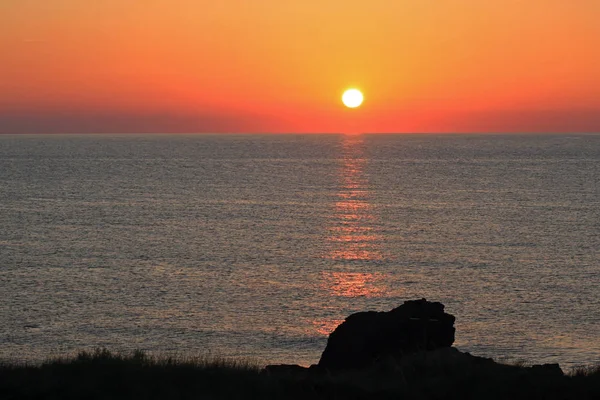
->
324, 271, 386, 298
313, 135, 390, 336
325, 135, 384, 263
312, 319, 346, 336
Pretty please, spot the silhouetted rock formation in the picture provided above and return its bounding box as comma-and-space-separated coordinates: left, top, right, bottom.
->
263, 364, 324, 379
318, 298, 456, 370
264, 299, 566, 390
368, 347, 564, 378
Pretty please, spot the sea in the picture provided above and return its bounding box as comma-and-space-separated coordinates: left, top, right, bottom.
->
0, 133, 598, 369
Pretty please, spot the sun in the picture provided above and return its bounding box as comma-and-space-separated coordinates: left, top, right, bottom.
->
342, 89, 364, 108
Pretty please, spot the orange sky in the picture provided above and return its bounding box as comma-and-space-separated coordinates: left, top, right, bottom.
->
2, 1, 600, 133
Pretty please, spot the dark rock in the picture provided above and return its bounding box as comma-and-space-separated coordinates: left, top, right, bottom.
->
263, 364, 309, 376
529, 363, 564, 377
373, 348, 565, 381
318, 299, 456, 370
399, 347, 496, 369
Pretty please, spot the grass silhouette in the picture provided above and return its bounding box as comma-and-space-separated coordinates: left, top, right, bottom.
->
1, 348, 599, 399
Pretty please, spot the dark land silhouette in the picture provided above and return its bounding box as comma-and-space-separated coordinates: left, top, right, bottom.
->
2, 300, 599, 399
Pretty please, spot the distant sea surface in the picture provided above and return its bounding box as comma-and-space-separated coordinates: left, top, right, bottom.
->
1, 134, 598, 368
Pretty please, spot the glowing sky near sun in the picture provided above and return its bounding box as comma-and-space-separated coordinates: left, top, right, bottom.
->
2, 1, 600, 133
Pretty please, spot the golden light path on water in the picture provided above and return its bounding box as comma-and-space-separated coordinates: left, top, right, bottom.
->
327, 135, 384, 263
313, 134, 389, 336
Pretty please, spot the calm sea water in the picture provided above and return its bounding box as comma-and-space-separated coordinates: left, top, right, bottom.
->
0, 134, 598, 368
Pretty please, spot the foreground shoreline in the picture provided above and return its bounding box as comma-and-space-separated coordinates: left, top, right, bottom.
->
1, 349, 598, 400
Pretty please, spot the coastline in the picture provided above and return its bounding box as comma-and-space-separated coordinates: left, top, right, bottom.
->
1, 349, 598, 399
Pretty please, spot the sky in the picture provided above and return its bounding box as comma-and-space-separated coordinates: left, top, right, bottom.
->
2, 0, 600, 133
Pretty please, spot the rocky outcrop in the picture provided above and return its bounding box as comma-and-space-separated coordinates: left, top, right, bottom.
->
264, 299, 566, 387
318, 299, 456, 370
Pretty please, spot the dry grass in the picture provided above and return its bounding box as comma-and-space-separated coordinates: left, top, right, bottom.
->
1, 349, 599, 399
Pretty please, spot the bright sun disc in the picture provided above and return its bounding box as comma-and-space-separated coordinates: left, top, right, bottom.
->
342, 89, 364, 108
